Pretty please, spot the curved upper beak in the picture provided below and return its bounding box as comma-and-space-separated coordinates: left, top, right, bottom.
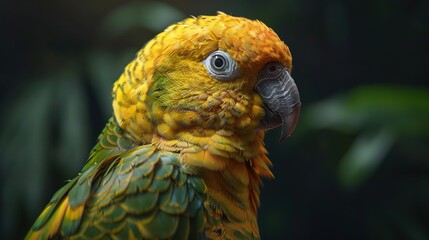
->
255, 62, 301, 140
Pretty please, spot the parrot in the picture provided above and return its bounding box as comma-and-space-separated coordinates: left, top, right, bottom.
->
26, 12, 301, 240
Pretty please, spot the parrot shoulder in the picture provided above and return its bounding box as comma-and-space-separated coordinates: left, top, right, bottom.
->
26, 118, 208, 239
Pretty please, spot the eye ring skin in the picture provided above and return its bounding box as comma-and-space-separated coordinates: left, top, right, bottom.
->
203, 50, 240, 81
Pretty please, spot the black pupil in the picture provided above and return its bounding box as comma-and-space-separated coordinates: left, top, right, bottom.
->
213, 56, 225, 69
268, 65, 277, 72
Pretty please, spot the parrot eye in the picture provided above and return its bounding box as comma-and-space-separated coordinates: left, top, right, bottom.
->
204, 50, 240, 81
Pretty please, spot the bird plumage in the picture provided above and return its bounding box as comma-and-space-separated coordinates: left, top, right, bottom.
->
26, 12, 300, 239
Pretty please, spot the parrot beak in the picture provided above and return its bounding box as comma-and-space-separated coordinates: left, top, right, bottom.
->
255, 62, 301, 140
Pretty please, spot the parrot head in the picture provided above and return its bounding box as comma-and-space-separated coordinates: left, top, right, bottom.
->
112, 12, 300, 162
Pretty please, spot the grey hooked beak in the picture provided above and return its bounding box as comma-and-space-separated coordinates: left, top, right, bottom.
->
255, 62, 301, 140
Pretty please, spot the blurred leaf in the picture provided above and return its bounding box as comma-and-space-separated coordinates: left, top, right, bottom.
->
100, 2, 186, 38
0, 67, 91, 237
338, 128, 394, 188
1, 80, 54, 236
299, 85, 429, 189
55, 73, 90, 173
303, 85, 429, 136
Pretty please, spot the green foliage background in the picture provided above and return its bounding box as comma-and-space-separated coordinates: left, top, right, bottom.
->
1, 0, 428, 239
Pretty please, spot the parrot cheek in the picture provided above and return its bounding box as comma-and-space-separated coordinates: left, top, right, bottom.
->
255, 62, 301, 140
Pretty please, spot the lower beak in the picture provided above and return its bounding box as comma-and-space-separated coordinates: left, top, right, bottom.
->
255, 62, 301, 140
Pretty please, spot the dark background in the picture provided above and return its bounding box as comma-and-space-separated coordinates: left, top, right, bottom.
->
1, 0, 428, 239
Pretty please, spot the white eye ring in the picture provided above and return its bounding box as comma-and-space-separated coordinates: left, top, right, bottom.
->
203, 50, 240, 81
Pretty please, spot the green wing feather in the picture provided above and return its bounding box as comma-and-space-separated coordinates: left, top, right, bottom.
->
26, 118, 207, 239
